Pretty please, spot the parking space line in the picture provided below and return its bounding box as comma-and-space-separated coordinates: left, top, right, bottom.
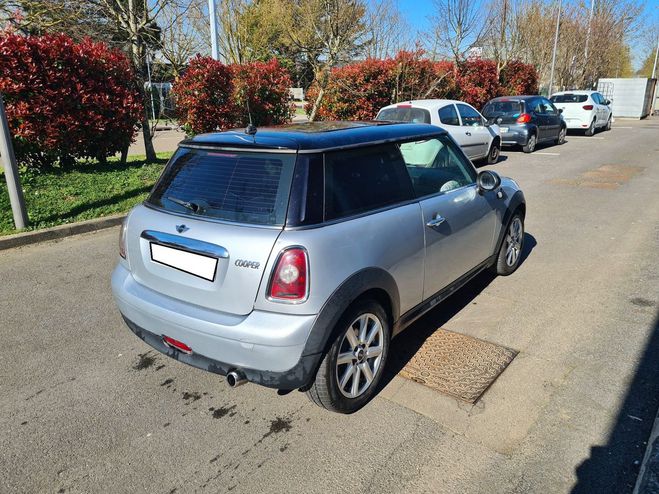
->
533, 152, 561, 155
568, 136, 605, 139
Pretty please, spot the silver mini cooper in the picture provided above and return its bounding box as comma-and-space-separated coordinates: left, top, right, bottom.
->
112, 121, 526, 413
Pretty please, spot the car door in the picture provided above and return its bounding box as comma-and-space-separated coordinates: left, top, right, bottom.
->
397, 135, 498, 299
437, 104, 464, 147
542, 98, 562, 140
456, 103, 489, 158
530, 99, 548, 140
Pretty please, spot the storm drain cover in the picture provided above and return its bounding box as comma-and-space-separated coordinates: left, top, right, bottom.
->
394, 329, 517, 403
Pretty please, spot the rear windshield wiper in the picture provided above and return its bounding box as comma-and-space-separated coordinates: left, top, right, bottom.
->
166, 196, 204, 214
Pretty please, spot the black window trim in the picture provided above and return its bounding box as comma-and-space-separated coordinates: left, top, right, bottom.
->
286, 133, 466, 229
322, 141, 416, 222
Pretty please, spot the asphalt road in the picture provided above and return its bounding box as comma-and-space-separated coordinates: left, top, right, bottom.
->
2, 119, 658, 494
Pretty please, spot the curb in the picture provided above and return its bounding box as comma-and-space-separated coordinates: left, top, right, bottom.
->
0, 214, 125, 251
635, 409, 659, 494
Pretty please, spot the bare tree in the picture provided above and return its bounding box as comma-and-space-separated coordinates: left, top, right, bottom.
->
364, 0, 411, 59
481, 0, 525, 74
157, 0, 207, 75
285, 0, 369, 120
427, 0, 485, 61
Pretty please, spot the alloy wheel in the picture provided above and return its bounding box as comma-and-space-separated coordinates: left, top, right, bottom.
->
335, 313, 384, 398
505, 217, 523, 267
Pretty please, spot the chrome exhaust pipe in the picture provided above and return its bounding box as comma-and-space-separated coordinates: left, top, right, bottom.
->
226, 370, 247, 388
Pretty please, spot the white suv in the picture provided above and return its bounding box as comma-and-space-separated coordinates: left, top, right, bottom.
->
550, 90, 612, 136
376, 99, 501, 164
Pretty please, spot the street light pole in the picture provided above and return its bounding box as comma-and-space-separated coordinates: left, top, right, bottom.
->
583, 0, 595, 61
652, 35, 659, 80
548, 0, 562, 96
208, 0, 220, 61
0, 95, 28, 230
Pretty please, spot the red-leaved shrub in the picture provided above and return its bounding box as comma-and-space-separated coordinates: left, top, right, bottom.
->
307, 52, 539, 120
499, 60, 540, 96
0, 31, 142, 168
172, 56, 294, 134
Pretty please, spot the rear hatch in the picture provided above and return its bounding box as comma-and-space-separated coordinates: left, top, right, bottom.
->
482, 100, 526, 125
125, 147, 297, 316
550, 93, 589, 121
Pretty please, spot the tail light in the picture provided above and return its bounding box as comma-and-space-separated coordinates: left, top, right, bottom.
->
119, 218, 127, 259
268, 247, 308, 301
516, 113, 532, 123
583, 105, 594, 110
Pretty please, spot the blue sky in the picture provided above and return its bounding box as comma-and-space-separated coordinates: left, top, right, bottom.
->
384, 0, 658, 70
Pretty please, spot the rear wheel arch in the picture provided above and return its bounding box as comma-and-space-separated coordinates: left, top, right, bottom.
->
302, 268, 400, 358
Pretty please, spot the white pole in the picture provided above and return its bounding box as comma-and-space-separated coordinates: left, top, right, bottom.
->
583, 0, 595, 62
548, 0, 562, 96
652, 36, 659, 80
0, 95, 28, 229
208, 0, 220, 61
145, 51, 157, 121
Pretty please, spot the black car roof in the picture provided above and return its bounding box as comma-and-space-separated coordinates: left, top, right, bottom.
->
180, 121, 447, 153
489, 95, 539, 102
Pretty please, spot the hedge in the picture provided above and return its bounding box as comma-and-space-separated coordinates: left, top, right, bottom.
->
172, 56, 294, 135
307, 51, 539, 120
0, 31, 142, 168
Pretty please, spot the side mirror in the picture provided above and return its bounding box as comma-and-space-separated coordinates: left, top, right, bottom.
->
604, 99, 611, 105
477, 170, 501, 193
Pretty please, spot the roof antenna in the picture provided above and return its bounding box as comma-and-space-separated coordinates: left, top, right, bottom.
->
245, 94, 257, 136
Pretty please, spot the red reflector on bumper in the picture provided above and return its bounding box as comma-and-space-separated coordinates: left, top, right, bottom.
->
163, 335, 193, 354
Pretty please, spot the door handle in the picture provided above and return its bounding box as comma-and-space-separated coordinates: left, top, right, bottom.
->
465, 131, 472, 136
426, 214, 446, 228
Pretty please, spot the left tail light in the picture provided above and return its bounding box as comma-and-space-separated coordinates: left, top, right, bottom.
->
119, 218, 128, 259
268, 247, 309, 302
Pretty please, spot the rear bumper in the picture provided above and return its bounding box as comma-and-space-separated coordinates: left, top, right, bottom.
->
499, 125, 531, 146
112, 264, 322, 389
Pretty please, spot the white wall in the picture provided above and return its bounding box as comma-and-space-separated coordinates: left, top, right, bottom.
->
597, 78, 655, 118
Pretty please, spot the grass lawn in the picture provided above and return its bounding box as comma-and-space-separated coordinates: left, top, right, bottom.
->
0, 152, 172, 236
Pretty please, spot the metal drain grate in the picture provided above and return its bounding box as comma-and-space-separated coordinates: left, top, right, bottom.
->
393, 329, 517, 403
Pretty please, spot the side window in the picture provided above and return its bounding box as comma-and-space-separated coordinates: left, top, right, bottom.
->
533, 99, 547, 114
399, 136, 477, 198
438, 105, 460, 126
324, 144, 414, 220
543, 98, 557, 115
457, 104, 483, 126
593, 93, 603, 104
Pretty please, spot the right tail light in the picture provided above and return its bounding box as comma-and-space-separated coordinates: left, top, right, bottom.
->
582, 105, 594, 110
516, 113, 532, 123
268, 247, 308, 302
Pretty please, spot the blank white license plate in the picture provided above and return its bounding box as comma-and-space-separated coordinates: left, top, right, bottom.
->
500, 127, 509, 133
150, 243, 218, 281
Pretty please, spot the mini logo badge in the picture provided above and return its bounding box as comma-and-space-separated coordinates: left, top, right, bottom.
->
175, 224, 189, 234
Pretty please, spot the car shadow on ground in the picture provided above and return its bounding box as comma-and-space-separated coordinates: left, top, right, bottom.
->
376, 232, 537, 393
572, 309, 659, 494
474, 155, 508, 168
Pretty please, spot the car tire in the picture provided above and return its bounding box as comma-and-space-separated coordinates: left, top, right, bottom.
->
585, 118, 596, 136
555, 126, 566, 145
490, 212, 525, 276
605, 116, 612, 131
306, 299, 390, 414
487, 141, 501, 164
522, 134, 537, 153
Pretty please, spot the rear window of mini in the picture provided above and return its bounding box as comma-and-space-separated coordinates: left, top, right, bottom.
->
147, 147, 296, 226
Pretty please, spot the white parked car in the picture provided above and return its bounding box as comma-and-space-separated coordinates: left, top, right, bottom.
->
549, 90, 612, 136
376, 99, 502, 164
